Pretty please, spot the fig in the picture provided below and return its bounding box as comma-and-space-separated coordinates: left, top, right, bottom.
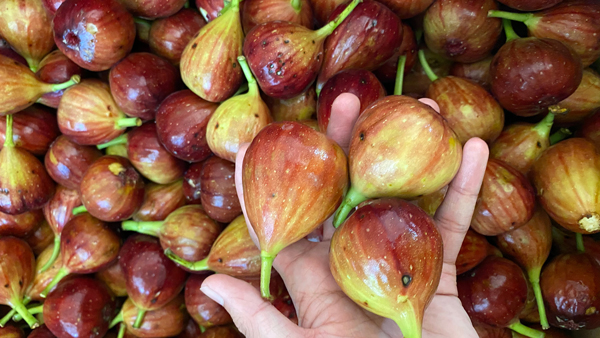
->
95, 260, 128, 298
185, 274, 232, 328
117, 0, 186, 19
471, 159, 536, 236
449, 57, 493, 90
578, 111, 600, 148
330, 199, 443, 338
57, 80, 142, 146
178, 318, 203, 338
554, 68, 600, 125
133, 180, 186, 222
496, 0, 563, 11
0, 209, 43, 238
242, 0, 313, 34
199, 326, 243, 338
53, 0, 136, 71
206, 56, 272, 162
377, 0, 435, 19
42, 0, 66, 14
182, 161, 204, 205
114, 295, 188, 337
530, 138, 600, 234
456, 229, 501, 275
0, 325, 24, 338
0, 106, 59, 156
263, 86, 317, 122
414, 185, 448, 217
27, 325, 55, 338
403, 47, 454, 97
198, 156, 242, 223
195, 0, 224, 22
24, 220, 54, 256
26, 243, 65, 302
148, 8, 206, 65
333, 95, 462, 228
373, 23, 418, 84
45, 135, 103, 190
243, 0, 361, 99
36, 50, 84, 109
0, 38, 27, 66
308, 0, 345, 25
423, 0, 502, 63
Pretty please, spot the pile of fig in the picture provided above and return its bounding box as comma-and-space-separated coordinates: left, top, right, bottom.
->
0, 0, 599, 337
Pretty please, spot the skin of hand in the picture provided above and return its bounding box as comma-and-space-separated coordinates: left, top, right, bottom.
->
199, 93, 490, 338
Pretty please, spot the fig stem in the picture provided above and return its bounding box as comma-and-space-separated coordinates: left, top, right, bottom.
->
528, 267, 549, 329
133, 308, 146, 328
507, 321, 544, 338
220, 0, 239, 15
0, 297, 30, 326
40, 266, 70, 298
532, 112, 555, 139
394, 55, 407, 96
26, 57, 39, 73
116, 118, 142, 129
549, 128, 571, 145
39, 236, 61, 273
10, 298, 38, 329
117, 323, 126, 338
237, 56, 258, 92
260, 251, 276, 300
199, 325, 206, 333
487, 10, 534, 24
121, 220, 163, 237
72, 205, 87, 215
291, 0, 302, 12
576, 233, 585, 253
315, 0, 362, 39
164, 249, 210, 271
333, 186, 368, 228
502, 19, 520, 42
133, 17, 151, 26
109, 311, 123, 329
233, 82, 249, 96
417, 49, 438, 83
48, 74, 81, 93
97, 133, 128, 150
392, 304, 421, 338
23, 305, 43, 316
4, 114, 14, 148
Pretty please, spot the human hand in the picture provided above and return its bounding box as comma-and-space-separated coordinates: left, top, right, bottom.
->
200, 93, 489, 338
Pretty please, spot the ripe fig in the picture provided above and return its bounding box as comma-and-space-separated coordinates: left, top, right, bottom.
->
117, 295, 189, 337
554, 68, 600, 126
133, 180, 186, 222
195, 0, 224, 22
373, 23, 418, 84
308, 0, 345, 26
149, 8, 206, 65
24, 220, 54, 256
95, 260, 128, 298
449, 57, 493, 90
185, 274, 232, 328
117, 0, 187, 19
264, 86, 317, 122
578, 111, 600, 148
36, 50, 83, 109
456, 229, 501, 275
496, 0, 563, 11
45, 136, 103, 190
242, 0, 313, 34
26, 243, 65, 302
0, 106, 60, 156
182, 161, 203, 205
0, 209, 43, 238
199, 326, 243, 338
376, 0, 435, 19
198, 156, 242, 223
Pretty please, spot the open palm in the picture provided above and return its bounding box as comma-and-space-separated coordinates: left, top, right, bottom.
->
200, 94, 489, 338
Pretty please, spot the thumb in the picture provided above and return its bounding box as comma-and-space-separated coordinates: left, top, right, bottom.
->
201, 274, 302, 338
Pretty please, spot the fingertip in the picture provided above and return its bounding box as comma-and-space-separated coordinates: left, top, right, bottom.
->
327, 93, 361, 151
463, 137, 490, 159
418, 98, 440, 114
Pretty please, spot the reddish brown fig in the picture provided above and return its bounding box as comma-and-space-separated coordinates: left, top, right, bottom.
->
242, 0, 313, 34
449, 57, 493, 90
199, 326, 243, 338
308, 0, 345, 25
243, 122, 348, 298
0, 106, 59, 156
317, 69, 386, 133
0, 209, 43, 238
554, 68, 600, 125
578, 111, 600, 148
541, 252, 600, 330
330, 199, 443, 338
182, 161, 203, 205
156, 90, 218, 163
116, 294, 188, 337
57, 80, 142, 145
373, 23, 418, 84
195, 0, 225, 22
376, 0, 435, 19
79, 155, 145, 222
456, 229, 501, 275
199, 156, 242, 223
36, 50, 84, 109
117, 0, 186, 19
185, 274, 232, 328
149, 8, 206, 65
95, 260, 128, 297
497, 0, 563, 11
53, 0, 136, 71
27, 325, 56, 338
165, 215, 261, 278
471, 159, 536, 236
24, 220, 54, 256
109, 53, 181, 121
403, 48, 454, 97
133, 180, 186, 222
45, 136, 103, 190
264, 86, 317, 122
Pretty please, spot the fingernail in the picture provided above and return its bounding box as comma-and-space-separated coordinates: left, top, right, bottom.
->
200, 285, 224, 306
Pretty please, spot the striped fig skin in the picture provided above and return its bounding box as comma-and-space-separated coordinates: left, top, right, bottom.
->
456, 229, 501, 275
42, 185, 81, 236
180, 2, 244, 103
330, 199, 443, 332
449, 57, 493, 90
497, 0, 562, 11
349, 95, 462, 200
0, 237, 35, 306
133, 181, 186, 222
122, 295, 189, 337
242, 122, 348, 255
44, 136, 103, 190
242, 0, 313, 34
0, 209, 44, 238
425, 76, 505, 144
471, 159, 536, 236
531, 138, 600, 234
376, 0, 435, 19
0, 106, 61, 156
199, 157, 242, 223
308, 0, 345, 25
148, 9, 206, 66
555, 68, 600, 125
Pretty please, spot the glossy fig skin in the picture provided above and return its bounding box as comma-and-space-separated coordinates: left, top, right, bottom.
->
0, 106, 60, 156
449, 57, 493, 90
0, 0, 54, 70
117, 0, 186, 19
27, 325, 56, 338
458, 256, 529, 327
200, 157, 242, 223
180, 1, 244, 103
42, 185, 81, 237
0, 325, 24, 338
53, 0, 136, 71
95, 260, 128, 297
45, 135, 103, 190
133, 180, 186, 222
149, 9, 206, 66
27, 243, 65, 301
264, 86, 317, 122
376, 0, 435, 19
541, 253, 600, 330
119, 234, 188, 311
555, 68, 600, 125
349, 96, 462, 200
0, 237, 36, 306
0, 209, 43, 237
183, 162, 203, 205
330, 199, 443, 334
242, 0, 313, 34
471, 159, 536, 236
36, 50, 84, 109
425, 76, 504, 144
80, 156, 145, 222
316, 0, 403, 91
185, 274, 232, 328
317, 69, 386, 133
127, 123, 188, 184
195, 0, 225, 22
24, 220, 54, 256
43, 278, 118, 338
373, 23, 418, 84
456, 229, 501, 275
423, 0, 502, 63
42, 0, 65, 14
243, 122, 348, 254
121, 296, 189, 337
155, 90, 218, 163
308, 0, 345, 25
57, 80, 142, 146
497, 0, 563, 11
109, 53, 181, 121
490, 37, 583, 117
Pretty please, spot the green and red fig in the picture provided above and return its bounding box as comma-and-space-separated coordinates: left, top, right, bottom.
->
242, 0, 313, 34
554, 68, 600, 126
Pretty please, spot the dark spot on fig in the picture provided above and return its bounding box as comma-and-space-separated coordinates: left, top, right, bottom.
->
276, 37, 279, 41
215, 123, 219, 129
363, 301, 368, 306
192, 43, 198, 49
151, 298, 158, 304
359, 214, 365, 219
271, 193, 276, 198
511, 222, 516, 225
13, 61, 19, 66
3, 284, 7, 288
19, 280, 22, 287
360, 79, 366, 84
31, 170, 35, 174
233, 63, 236, 68
416, 195, 423, 198
402, 275, 412, 287
444, 39, 467, 57
194, 132, 199, 138
284, 40, 289, 44
218, 258, 223, 263
312, 40, 315, 44
107, 105, 112, 111
66, 239, 71, 244
537, 141, 542, 148
254, 114, 259, 118
262, 41, 267, 46
293, 74, 297, 78
359, 133, 365, 141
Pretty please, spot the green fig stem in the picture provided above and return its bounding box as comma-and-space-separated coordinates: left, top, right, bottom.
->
488, 10, 534, 23
199, 325, 206, 333
47, 75, 81, 93
220, 0, 239, 15
333, 186, 368, 228
10, 298, 38, 329
133, 17, 151, 26
237, 56, 258, 93
40, 267, 70, 298
133, 308, 146, 328
110, 311, 123, 329
23, 305, 43, 316
164, 249, 210, 271
290, 0, 302, 12
39, 236, 61, 273
233, 82, 249, 96
576, 233, 585, 253
532, 112, 555, 139
528, 267, 550, 330
508, 321, 544, 338
184, 1, 190, 8
549, 128, 571, 145
418, 49, 438, 83
122, 220, 163, 237
27, 57, 39, 73
392, 304, 421, 338
116, 118, 142, 130
315, 0, 362, 39
260, 251, 276, 300
0, 297, 30, 326
72, 205, 87, 215
502, 19, 520, 42
415, 29, 423, 44
117, 323, 126, 338
394, 55, 407, 96
97, 133, 128, 150
4, 114, 14, 148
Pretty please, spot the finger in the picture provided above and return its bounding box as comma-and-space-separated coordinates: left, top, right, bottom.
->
418, 98, 441, 113
201, 274, 301, 337
326, 93, 361, 154
235, 142, 260, 247
434, 138, 489, 265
